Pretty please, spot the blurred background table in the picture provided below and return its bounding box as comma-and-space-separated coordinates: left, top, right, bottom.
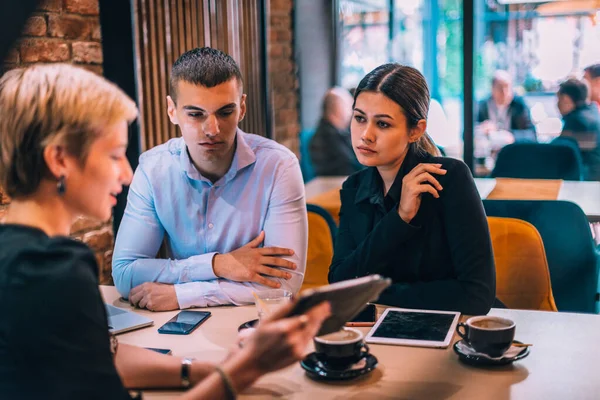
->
305, 177, 600, 223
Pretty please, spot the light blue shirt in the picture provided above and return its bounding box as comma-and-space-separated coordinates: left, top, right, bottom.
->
112, 130, 307, 308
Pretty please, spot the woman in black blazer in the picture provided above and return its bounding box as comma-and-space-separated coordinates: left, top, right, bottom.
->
328, 64, 496, 315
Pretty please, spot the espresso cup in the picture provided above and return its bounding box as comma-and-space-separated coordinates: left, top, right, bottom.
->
313, 327, 369, 370
456, 316, 515, 358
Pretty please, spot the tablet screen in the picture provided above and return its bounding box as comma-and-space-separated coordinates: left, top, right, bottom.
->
371, 310, 456, 342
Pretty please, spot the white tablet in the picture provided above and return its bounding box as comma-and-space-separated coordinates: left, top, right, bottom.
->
365, 308, 460, 348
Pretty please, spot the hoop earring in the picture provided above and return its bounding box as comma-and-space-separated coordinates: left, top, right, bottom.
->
57, 175, 66, 196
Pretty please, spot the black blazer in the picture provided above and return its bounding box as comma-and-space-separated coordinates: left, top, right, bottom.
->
328, 149, 496, 315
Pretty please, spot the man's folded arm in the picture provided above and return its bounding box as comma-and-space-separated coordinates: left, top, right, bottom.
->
112, 167, 218, 298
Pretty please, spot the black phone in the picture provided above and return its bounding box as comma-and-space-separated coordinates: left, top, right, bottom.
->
145, 347, 173, 355
346, 304, 377, 326
157, 311, 211, 335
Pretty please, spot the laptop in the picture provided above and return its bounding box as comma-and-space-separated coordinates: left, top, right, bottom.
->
105, 304, 154, 335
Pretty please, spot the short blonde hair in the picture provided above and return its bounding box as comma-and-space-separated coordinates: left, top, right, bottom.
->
0, 64, 138, 198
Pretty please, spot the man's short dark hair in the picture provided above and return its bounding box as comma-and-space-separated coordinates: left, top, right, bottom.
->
558, 78, 588, 107
169, 47, 243, 102
584, 64, 600, 79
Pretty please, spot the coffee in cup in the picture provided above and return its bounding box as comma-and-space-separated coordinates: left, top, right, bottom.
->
456, 316, 515, 357
314, 327, 369, 370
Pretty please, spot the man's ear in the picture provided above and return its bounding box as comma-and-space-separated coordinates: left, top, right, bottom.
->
239, 93, 247, 122
167, 96, 179, 125
409, 119, 427, 143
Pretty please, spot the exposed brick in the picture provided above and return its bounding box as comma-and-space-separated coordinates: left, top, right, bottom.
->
270, 14, 290, 30
65, 0, 100, 16
71, 215, 104, 234
270, 0, 292, 14
270, 28, 292, 43
20, 39, 70, 63
271, 59, 294, 74
268, 43, 292, 59
77, 63, 103, 75
271, 72, 296, 90
4, 47, 19, 64
267, 0, 298, 149
275, 108, 298, 126
72, 41, 103, 64
48, 14, 98, 40
39, 0, 63, 12
92, 21, 102, 40
23, 16, 47, 37
101, 250, 114, 285
273, 92, 296, 109
82, 226, 113, 252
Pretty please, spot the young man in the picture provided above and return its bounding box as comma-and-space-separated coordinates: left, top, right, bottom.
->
112, 48, 307, 310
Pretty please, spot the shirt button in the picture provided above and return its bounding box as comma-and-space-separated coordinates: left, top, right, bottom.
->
208, 223, 214, 229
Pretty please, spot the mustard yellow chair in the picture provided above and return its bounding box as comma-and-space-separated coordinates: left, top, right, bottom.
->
301, 204, 337, 291
487, 216, 557, 311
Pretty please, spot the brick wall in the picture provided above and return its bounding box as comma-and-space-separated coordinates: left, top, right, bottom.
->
269, 0, 300, 155
1, 0, 113, 284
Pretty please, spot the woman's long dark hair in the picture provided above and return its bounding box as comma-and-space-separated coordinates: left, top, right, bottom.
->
353, 63, 440, 156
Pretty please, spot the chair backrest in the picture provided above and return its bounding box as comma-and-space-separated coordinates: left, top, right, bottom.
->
484, 200, 599, 313
487, 217, 557, 311
302, 204, 337, 291
299, 129, 316, 183
491, 142, 584, 180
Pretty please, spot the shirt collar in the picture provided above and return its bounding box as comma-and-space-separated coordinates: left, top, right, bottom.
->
179, 129, 257, 186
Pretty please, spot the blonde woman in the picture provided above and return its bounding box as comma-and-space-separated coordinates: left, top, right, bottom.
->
0, 64, 329, 399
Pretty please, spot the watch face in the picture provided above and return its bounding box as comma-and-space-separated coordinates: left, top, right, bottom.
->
181, 358, 193, 388
109, 334, 118, 356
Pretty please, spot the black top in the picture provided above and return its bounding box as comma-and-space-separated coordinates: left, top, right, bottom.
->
0, 224, 131, 400
561, 104, 600, 181
309, 118, 362, 176
477, 95, 536, 141
328, 148, 496, 315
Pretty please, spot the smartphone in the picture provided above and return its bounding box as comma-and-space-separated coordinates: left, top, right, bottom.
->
346, 303, 377, 327
288, 275, 391, 336
157, 311, 211, 335
145, 347, 173, 355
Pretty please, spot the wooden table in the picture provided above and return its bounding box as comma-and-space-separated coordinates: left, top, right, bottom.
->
306, 177, 600, 223
101, 286, 600, 399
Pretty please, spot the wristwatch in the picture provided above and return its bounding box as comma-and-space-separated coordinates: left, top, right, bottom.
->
181, 357, 194, 388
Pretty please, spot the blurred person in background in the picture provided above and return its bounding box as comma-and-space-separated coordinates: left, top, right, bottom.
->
584, 64, 600, 111
477, 70, 535, 143
556, 78, 600, 181
310, 87, 362, 176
